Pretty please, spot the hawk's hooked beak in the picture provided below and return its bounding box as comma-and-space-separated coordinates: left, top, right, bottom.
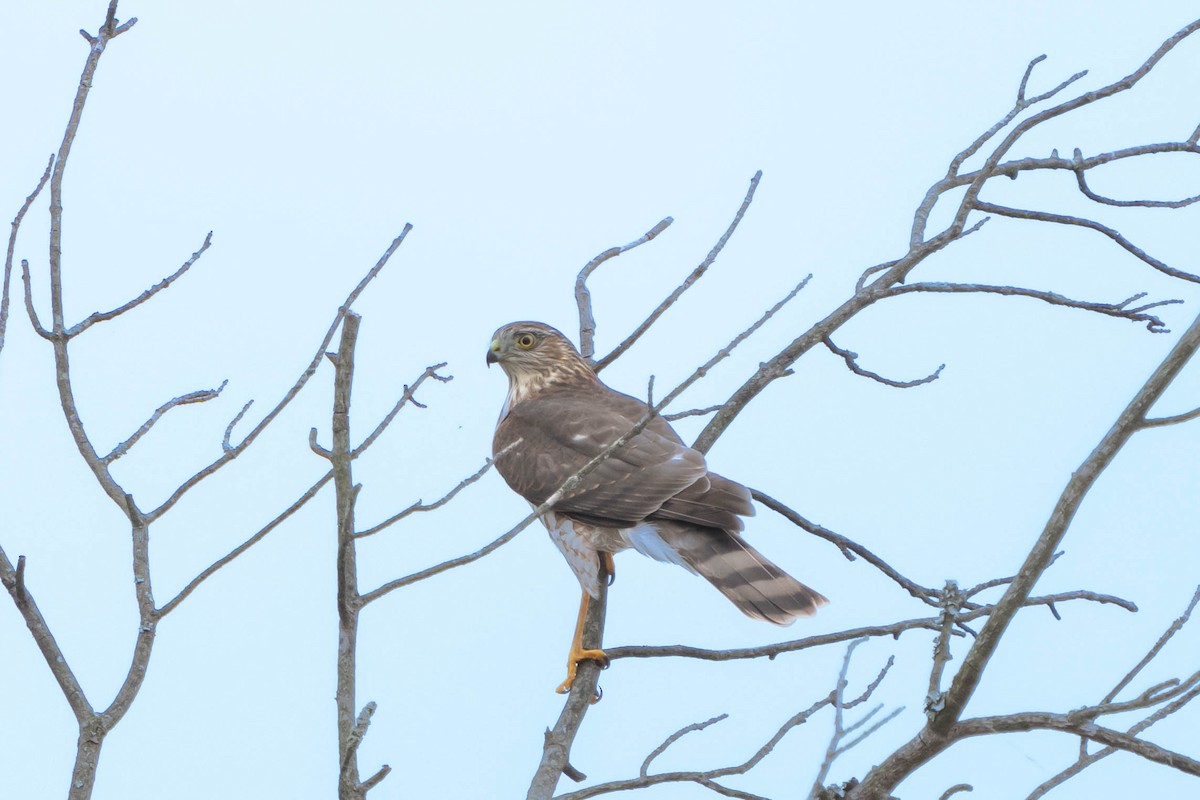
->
486, 339, 501, 367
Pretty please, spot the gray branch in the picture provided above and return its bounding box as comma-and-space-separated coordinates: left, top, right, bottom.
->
576, 217, 674, 361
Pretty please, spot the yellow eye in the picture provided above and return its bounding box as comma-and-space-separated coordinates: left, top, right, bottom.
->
515, 333, 536, 350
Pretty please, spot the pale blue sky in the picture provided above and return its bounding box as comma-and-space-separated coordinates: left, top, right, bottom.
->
2, 2, 1199, 799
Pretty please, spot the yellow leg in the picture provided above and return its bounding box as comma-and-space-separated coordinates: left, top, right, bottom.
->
554, 590, 608, 696
602, 551, 616, 585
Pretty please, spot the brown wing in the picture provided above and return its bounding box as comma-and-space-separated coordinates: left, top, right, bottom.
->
493, 386, 708, 525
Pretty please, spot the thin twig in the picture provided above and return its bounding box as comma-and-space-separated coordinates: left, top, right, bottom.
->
553, 696, 833, 800
974, 201, 1200, 284
883, 282, 1181, 333
663, 404, 723, 422
1104, 585, 1200, 705
576, 217, 673, 361
594, 173, 762, 372
356, 455, 497, 538
66, 231, 213, 337
156, 470, 334, 617
349, 363, 451, 458
1071, 147, 1200, 208
146, 225, 413, 523
102, 381, 228, 463
823, 336, 944, 388
1, 155, 54, 361
640, 714, 729, 778
751, 489, 939, 604
1141, 406, 1200, 427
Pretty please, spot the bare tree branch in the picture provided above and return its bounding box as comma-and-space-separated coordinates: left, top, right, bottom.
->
882, 283, 1182, 333
102, 381, 228, 463
955, 713, 1200, 777
1, 155, 54, 363
973, 201, 1200, 284
663, 404, 723, 422
0, 546, 93, 722
1103, 585, 1200, 706
811, 640, 902, 798
356, 455, 496, 539
349, 362, 452, 458
146, 224, 413, 523
1070, 147, 1200, 208
19, 259, 51, 339
1141, 405, 1200, 428
751, 489, 939, 604
552, 695, 833, 800
156, 470, 334, 617
66, 231, 213, 337
822, 336, 944, 388
576, 217, 674, 361
593, 172, 763, 372
849, 304, 1200, 800
640, 715, 729, 778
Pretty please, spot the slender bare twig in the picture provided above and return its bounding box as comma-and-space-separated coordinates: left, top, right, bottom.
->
939, 784, 974, 800
146, 225, 412, 522
349, 363, 451, 458
20, 260, 51, 339
1028, 686, 1200, 799
102, 381, 228, 463
1097, 585, 1200, 717
810, 640, 903, 799
640, 714, 729, 778
356, 455, 496, 539
974, 201, 1200, 284
593, 172, 762, 372
1, 155, 54, 361
823, 336, 944, 388
882, 283, 1181, 334
663, 404, 723, 422
944, 55, 1087, 183
66, 231, 213, 337
576, 217, 674, 360
751, 489, 939, 604
1141, 405, 1200, 427
552, 695, 834, 800
1071, 148, 1200, 208
954, 713, 1200, 777
0, 546, 93, 722
157, 470, 334, 617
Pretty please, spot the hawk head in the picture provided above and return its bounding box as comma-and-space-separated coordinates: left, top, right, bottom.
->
487, 321, 598, 404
